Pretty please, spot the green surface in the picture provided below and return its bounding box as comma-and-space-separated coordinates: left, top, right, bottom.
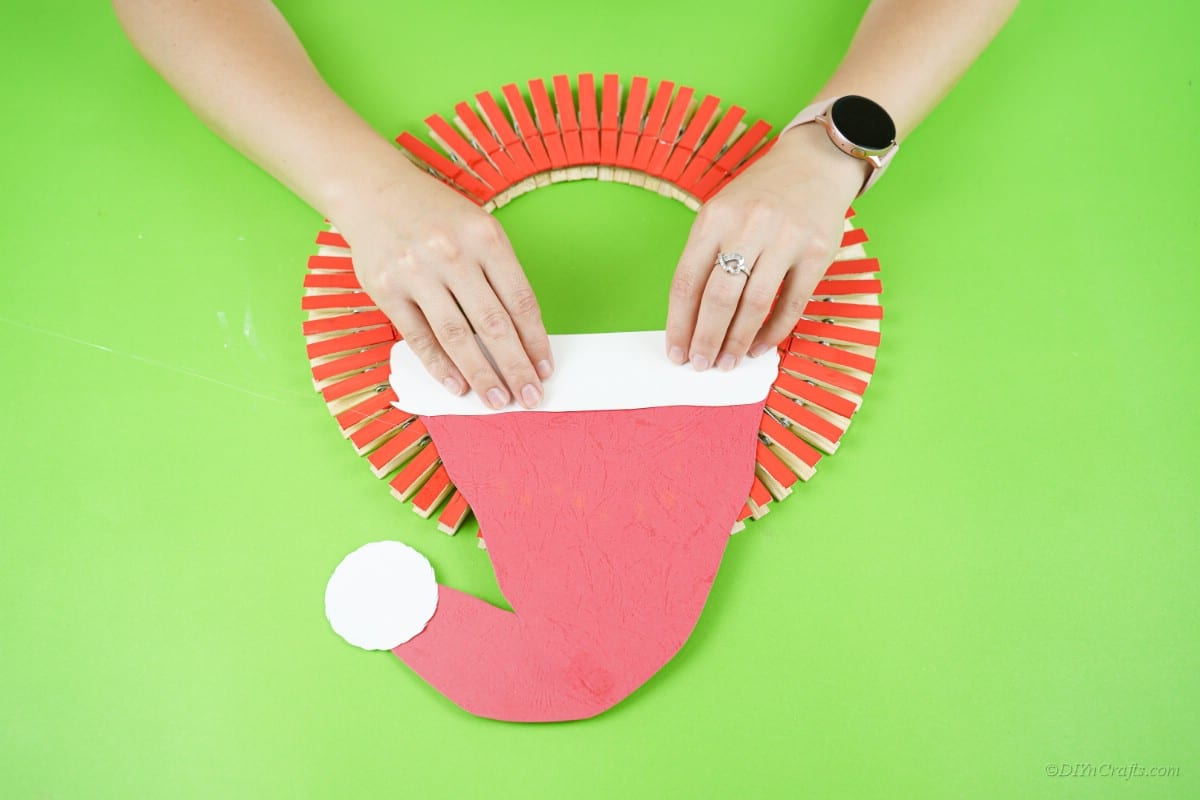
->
2, 1, 1197, 798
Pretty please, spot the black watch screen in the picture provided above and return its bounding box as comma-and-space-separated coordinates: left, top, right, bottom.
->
830, 95, 896, 151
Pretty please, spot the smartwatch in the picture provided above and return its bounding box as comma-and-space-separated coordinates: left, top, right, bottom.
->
778, 95, 898, 197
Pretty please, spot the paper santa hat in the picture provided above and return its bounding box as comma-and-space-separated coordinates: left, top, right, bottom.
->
325, 332, 778, 721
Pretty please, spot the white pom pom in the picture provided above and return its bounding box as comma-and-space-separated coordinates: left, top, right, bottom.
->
325, 540, 439, 650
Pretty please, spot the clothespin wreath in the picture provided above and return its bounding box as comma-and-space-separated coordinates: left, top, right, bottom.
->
308, 75, 884, 722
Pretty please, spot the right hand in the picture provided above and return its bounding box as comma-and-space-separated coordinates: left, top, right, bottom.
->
335, 165, 553, 410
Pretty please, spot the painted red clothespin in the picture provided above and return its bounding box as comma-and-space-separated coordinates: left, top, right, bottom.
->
425, 113, 508, 191
553, 74, 584, 166
412, 464, 454, 518
773, 369, 858, 419
474, 90, 537, 179
501, 83, 552, 175
675, 105, 745, 194
301, 309, 391, 337
454, 101, 524, 185
765, 390, 845, 451
367, 418, 430, 476
599, 73, 622, 166
693, 119, 772, 200
349, 407, 414, 454
781, 352, 869, 397
802, 298, 883, 321
617, 76, 649, 169
301, 293, 375, 312
824, 257, 880, 276
661, 94, 721, 183
306, 254, 354, 271
389, 443, 441, 502
316, 230, 349, 248
758, 411, 822, 480
334, 388, 398, 433
791, 318, 881, 348
645, 85, 694, 177
528, 78, 568, 171
784, 337, 877, 375
632, 80, 675, 172
840, 228, 869, 248
396, 132, 494, 204
437, 490, 472, 534
311, 345, 393, 386
754, 438, 797, 498
305, 326, 395, 360
577, 73, 601, 163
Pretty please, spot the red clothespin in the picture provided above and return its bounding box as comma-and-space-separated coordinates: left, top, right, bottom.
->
437, 489, 472, 535
765, 390, 845, 451
802, 298, 883, 321
784, 337, 877, 375
661, 94, 720, 183
501, 83, 552, 174
335, 388, 398, 433
781, 352, 869, 397
599, 73, 622, 166
840, 228, 869, 248
577, 73, 601, 163
617, 76, 649, 169
475, 90, 537, 179
311, 345, 393, 386
693, 119, 772, 200
301, 310, 390, 337
758, 411, 822, 480
454, 101, 524, 185
305, 326, 395, 360
754, 439, 797, 499
389, 443, 441, 502
367, 418, 429, 476
633, 80, 675, 172
425, 113, 508, 191
675, 105, 745, 193
773, 369, 858, 419
553, 74, 584, 166
528, 78, 568, 170
823, 257, 880, 277
396, 132, 494, 204
306, 254, 354, 271
316, 230, 349, 248
791, 317, 881, 348
412, 464, 454, 518
645, 85, 694, 177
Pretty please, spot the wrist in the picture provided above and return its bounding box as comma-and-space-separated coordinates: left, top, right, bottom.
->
771, 122, 871, 201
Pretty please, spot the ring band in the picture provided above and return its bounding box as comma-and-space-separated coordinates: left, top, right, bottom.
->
716, 251, 750, 277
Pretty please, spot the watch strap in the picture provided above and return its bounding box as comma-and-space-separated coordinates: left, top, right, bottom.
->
778, 97, 898, 197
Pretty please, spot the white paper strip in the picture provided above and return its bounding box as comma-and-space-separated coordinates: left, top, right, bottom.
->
389, 330, 780, 415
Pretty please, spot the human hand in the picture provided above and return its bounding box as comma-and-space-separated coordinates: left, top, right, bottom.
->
335, 163, 553, 410
665, 123, 871, 371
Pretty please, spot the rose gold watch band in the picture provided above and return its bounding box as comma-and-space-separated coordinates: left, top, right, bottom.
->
778, 98, 898, 197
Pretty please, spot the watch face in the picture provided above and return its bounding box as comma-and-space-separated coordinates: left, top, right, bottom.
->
830, 95, 896, 151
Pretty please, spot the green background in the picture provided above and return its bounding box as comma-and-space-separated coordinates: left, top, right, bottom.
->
2, 1, 1197, 798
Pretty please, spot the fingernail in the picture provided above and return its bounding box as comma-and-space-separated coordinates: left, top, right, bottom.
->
690, 354, 710, 372
443, 376, 464, 395
520, 383, 541, 408
668, 345, 686, 364
486, 387, 508, 410
749, 343, 771, 358
536, 359, 553, 380
717, 353, 737, 371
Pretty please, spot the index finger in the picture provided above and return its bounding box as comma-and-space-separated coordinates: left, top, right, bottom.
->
479, 238, 554, 382
664, 221, 721, 365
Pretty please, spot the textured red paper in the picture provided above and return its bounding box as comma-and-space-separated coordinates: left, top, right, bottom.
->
392, 402, 764, 722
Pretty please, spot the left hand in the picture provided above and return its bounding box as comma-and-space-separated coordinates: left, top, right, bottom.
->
665, 123, 872, 370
